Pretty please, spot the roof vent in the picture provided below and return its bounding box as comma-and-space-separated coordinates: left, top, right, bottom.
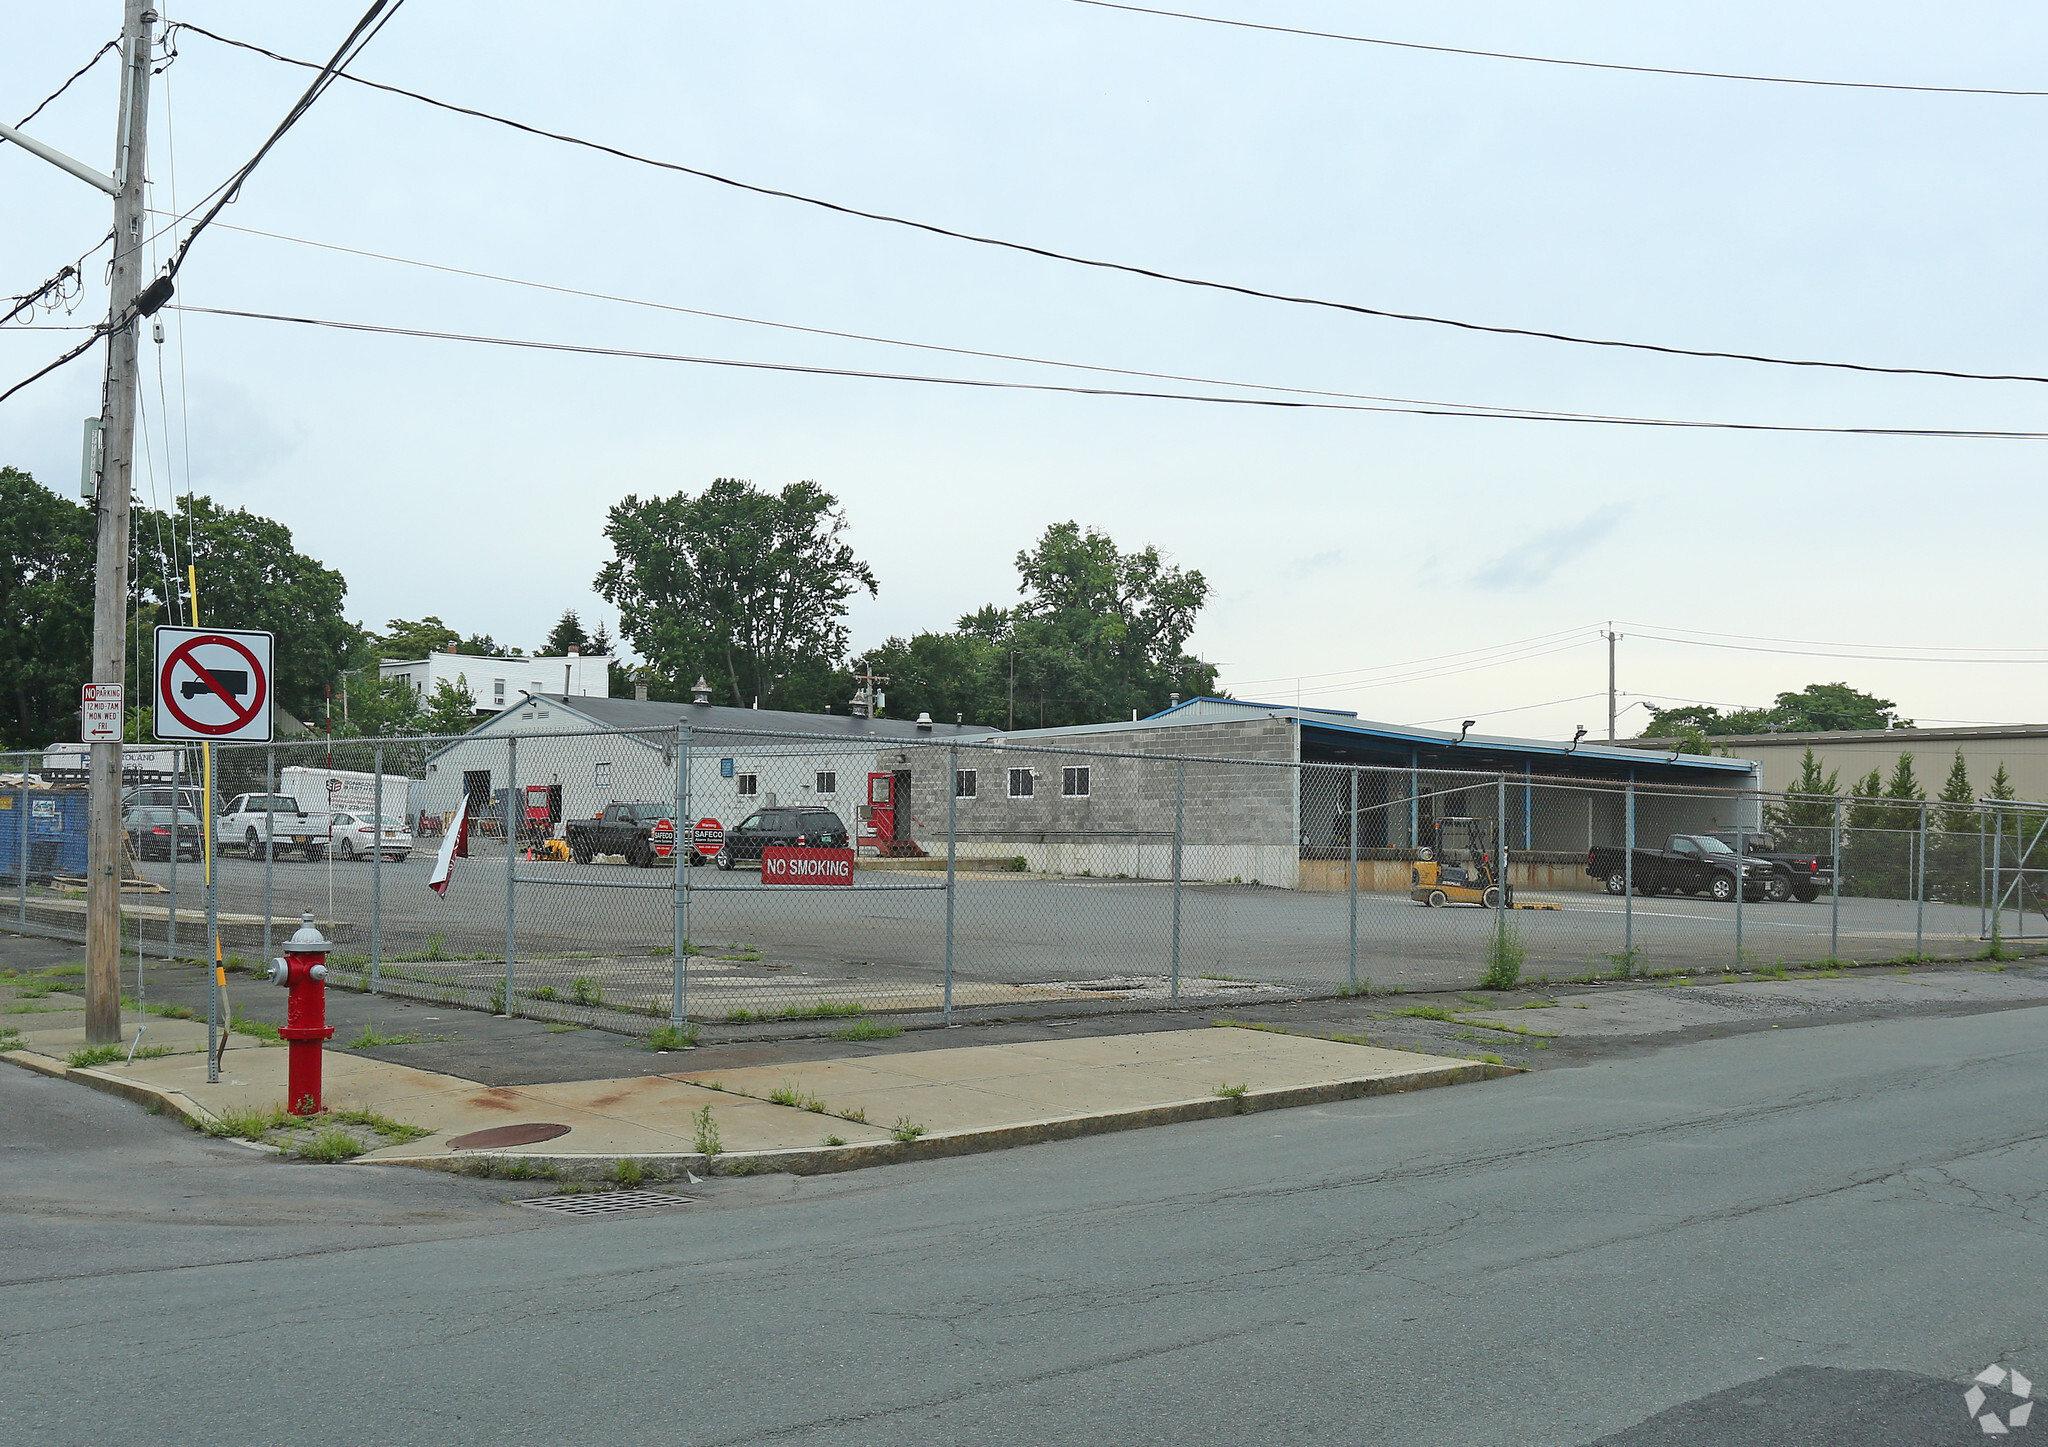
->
915, 711, 933, 730
634, 679, 649, 702
566, 648, 579, 657
691, 676, 712, 706
1169, 693, 1180, 708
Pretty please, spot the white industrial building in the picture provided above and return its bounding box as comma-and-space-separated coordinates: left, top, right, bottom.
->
380, 647, 613, 716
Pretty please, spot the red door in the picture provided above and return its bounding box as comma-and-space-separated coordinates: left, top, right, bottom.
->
866, 772, 895, 844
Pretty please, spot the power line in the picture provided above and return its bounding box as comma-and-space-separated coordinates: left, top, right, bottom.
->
166, 21, 2048, 389
1229, 626, 1597, 687
159, 304, 2048, 440
161, 215, 1748, 423
1625, 631, 2048, 665
1613, 620, 2048, 658
1419, 693, 1604, 725
1066, 2, 2048, 98
12, 38, 121, 128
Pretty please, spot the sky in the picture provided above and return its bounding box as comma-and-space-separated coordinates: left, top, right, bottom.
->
4, 1, 2046, 739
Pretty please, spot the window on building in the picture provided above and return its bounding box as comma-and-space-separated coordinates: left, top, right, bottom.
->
493, 678, 506, 702
1008, 768, 1034, 798
1062, 766, 1090, 798
955, 769, 977, 799
737, 773, 758, 796
815, 771, 837, 795
594, 762, 611, 788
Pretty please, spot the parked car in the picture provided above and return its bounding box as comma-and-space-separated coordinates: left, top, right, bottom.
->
216, 792, 328, 861
563, 801, 678, 867
123, 805, 203, 862
715, 807, 851, 870
1704, 830, 1832, 902
1586, 833, 1779, 901
329, 810, 412, 863
122, 784, 203, 813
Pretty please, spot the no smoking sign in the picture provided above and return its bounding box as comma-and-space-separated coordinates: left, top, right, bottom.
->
154, 625, 274, 742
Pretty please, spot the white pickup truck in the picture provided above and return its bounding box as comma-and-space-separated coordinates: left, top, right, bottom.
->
216, 792, 330, 861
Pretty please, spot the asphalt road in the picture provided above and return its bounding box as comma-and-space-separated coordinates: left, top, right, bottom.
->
114, 849, 2002, 1003
4, 1003, 2044, 1445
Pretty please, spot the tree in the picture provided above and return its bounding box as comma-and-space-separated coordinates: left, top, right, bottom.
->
874, 524, 1219, 728
378, 617, 459, 659
595, 478, 877, 710
0, 467, 95, 748
541, 610, 590, 656
1642, 681, 1908, 740
421, 677, 478, 735
1928, 749, 1980, 904
1765, 747, 1839, 842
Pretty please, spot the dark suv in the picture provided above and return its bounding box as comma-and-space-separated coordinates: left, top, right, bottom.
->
714, 807, 850, 869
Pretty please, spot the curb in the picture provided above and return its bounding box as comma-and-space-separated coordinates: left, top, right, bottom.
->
367, 1059, 1521, 1181
1, 1047, 222, 1131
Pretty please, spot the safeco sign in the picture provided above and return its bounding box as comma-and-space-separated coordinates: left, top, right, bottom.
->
761, 846, 856, 885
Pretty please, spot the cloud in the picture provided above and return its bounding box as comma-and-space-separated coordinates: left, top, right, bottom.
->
1468, 508, 1629, 592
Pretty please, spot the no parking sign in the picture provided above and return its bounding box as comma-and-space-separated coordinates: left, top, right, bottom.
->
153, 625, 274, 742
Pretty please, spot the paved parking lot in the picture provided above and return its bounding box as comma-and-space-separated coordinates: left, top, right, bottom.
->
103, 851, 2014, 1017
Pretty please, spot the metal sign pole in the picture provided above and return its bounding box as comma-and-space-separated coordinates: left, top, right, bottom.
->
1734, 804, 1745, 967
164, 750, 179, 958
671, 723, 690, 1025
1624, 779, 1636, 964
16, 770, 28, 929
204, 740, 220, 1084
262, 750, 276, 965
944, 742, 958, 1025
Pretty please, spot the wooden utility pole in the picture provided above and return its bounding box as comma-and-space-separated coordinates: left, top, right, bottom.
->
83, 1, 157, 1043
1605, 628, 1619, 743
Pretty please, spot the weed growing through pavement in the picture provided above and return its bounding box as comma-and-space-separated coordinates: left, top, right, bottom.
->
0, 1027, 24, 1052
547, 1023, 583, 1033
1197, 972, 1244, 982
571, 976, 603, 1008
227, 1007, 281, 1042
692, 1104, 722, 1158
1212, 1019, 1379, 1048
829, 1019, 901, 1041
890, 1117, 927, 1143
647, 1023, 699, 1051
65, 1043, 130, 1068
1393, 1005, 1457, 1023
1603, 947, 1643, 979
823, 1134, 846, 1147
528, 985, 558, 1001
348, 1027, 454, 1049
611, 1158, 645, 1188
1481, 915, 1526, 991
1337, 979, 1398, 997
293, 1128, 364, 1163
1214, 1082, 1251, 1114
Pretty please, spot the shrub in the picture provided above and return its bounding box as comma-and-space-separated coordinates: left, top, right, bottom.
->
1481, 916, 1526, 991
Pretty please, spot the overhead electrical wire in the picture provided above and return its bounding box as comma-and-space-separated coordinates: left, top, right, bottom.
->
1612, 620, 2048, 658
164, 21, 2048, 389
1229, 626, 1597, 688
1420, 693, 1604, 725
1066, 1, 2048, 98
11, 38, 121, 129
158, 304, 2048, 440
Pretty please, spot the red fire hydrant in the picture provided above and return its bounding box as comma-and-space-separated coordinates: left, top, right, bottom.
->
267, 912, 334, 1116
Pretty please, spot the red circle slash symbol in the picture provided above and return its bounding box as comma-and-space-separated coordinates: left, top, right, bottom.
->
160, 634, 268, 736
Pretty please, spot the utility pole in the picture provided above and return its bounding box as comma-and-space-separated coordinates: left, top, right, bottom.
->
83, 2, 158, 1044
1605, 628, 1619, 743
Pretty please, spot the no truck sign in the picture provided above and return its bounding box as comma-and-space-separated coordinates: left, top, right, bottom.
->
154, 625, 274, 742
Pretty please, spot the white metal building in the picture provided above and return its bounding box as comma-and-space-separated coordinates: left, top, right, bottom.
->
380, 647, 613, 716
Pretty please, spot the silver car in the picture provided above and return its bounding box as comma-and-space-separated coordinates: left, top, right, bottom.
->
329, 811, 412, 863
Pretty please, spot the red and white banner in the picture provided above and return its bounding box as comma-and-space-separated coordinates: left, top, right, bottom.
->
761, 846, 856, 885
428, 796, 471, 897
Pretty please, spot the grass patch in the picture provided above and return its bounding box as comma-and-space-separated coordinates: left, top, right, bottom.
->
227, 1007, 280, 1042
326, 1106, 430, 1143
1197, 972, 1244, 982
347, 1026, 454, 1049
546, 1023, 584, 1033
38, 964, 85, 977
206, 1103, 291, 1139
390, 934, 450, 962
292, 1128, 364, 1163
2, 1002, 69, 1015
527, 985, 558, 1001
1392, 1005, 1457, 1022
829, 1018, 901, 1041
692, 1104, 722, 1157
648, 1022, 699, 1051
0, 1027, 23, 1052
1466, 1053, 1506, 1066
65, 1043, 130, 1068
890, 1117, 927, 1143
781, 1000, 865, 1019
719, 1158, 773, 1176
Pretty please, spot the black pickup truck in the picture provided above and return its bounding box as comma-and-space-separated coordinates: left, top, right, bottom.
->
563, 801, 680, 867
1704, 830, 1832, 902
1586, 833, 1782, 902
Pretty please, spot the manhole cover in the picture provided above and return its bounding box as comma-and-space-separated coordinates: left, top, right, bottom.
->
515, 1190, 698, 1216
448, 1122, 572, 1150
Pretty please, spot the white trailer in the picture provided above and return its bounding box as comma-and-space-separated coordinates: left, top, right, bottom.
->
280, 765, 411, 823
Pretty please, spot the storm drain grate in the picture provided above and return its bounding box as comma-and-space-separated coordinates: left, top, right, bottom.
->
515, 1190, 699, 1216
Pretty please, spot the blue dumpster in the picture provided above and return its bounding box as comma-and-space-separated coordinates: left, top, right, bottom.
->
0, 787, 89, 883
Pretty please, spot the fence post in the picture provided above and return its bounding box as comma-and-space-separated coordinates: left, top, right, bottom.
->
672, 723, 690, 1025
14, 768, 26, 930
1171, 759, 1185, 1000
1829, 798, 1842, 961
1347, 765, 1359, 988
1623, 778, 1636, 965
165, 751, 178, 955
944, 742, 958, 1025
1990, 805, 2004, 950
371, 742, 384, 995
1733, 801, 1745, 969
262, 753, 275, 966
503, 734, 516, 1015
1915, 800, 1927, 959
1496, 774, 1509, 921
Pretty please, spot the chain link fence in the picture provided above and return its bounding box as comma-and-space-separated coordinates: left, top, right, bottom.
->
6, 728, 2045, 1037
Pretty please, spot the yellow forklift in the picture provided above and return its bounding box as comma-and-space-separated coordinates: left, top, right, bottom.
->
1410, 815, 1512, 909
